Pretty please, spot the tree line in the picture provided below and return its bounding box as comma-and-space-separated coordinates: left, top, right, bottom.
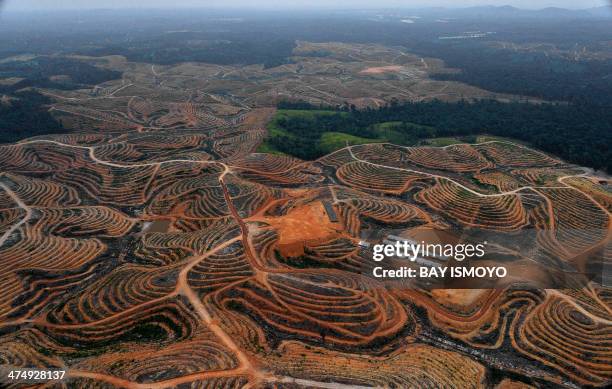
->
272, 100, 611, 172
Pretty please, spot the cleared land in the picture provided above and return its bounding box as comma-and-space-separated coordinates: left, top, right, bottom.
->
0, 42, 610, 389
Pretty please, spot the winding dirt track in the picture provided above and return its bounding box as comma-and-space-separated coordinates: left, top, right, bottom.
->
1, 136, 609, 388
0, 140, 383, 388
347, 142, 597, 202
6, 139, 599, 204
0, 181, 32, 248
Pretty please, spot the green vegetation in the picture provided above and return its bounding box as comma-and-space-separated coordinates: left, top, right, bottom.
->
0, 56, 121, 144
255, 142, 288, 156
319, 132, 384, 154
258, 108, 382, 158
0, 56, 121, 92
82, 35, 295, 69
0, 91, 65, 144
258, 108, 419, 160
262, 100, 611, 172
3, 10, 611, 104
372, 121, 434, 145
413, 41, 612, 105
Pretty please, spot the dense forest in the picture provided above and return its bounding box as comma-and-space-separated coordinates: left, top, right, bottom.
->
0, 56, 121, 143
0, 91, 64, 144
410, 41, 612, 105
269, 100, 611, 172
0, 57, 121, 92
80, 36, 296, 69
2, 9, 611, 103
0, 57, 120, 144
1, 10, 611, 161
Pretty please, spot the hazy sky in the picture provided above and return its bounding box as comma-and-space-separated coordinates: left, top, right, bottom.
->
2, 0, 609, 11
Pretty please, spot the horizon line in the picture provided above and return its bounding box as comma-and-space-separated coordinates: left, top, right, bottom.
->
1, 4, 610, 12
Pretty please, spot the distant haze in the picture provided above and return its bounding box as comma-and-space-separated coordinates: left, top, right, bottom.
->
2, 0, 610, 11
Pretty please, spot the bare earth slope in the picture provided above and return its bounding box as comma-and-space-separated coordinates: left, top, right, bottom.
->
0, 44, 610, 388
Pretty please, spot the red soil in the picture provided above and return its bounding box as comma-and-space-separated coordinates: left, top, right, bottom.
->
249, 201, 343, 257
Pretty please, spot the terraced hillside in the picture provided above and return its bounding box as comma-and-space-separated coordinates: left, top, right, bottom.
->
0, 49, 610, 389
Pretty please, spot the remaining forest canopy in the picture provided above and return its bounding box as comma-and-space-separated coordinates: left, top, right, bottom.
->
0, 57, 120, 143
0, 91, 64, 144
411, 41, 612, 105
0, 56, 121, 92
262, 101, 612, 172
81, 36, 296, 69
2, 9, 611, 104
